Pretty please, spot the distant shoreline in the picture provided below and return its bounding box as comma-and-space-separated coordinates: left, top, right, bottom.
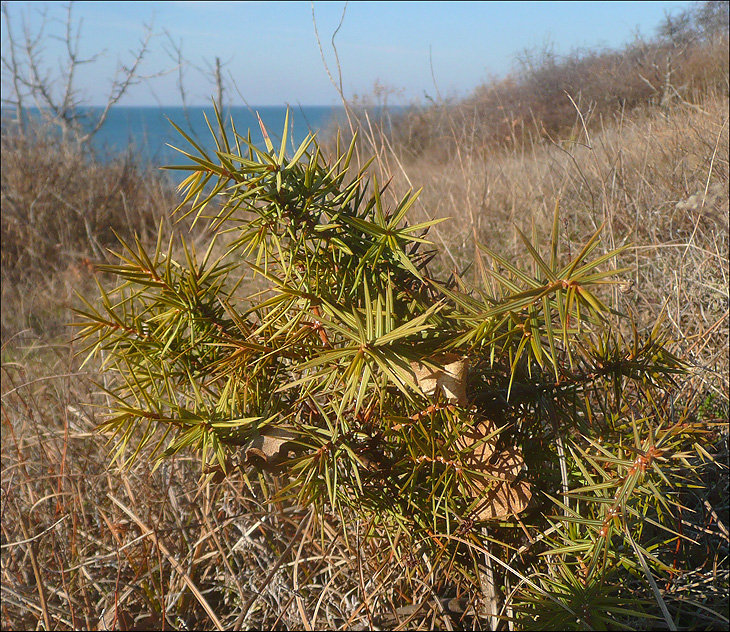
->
0, 104, 366, 173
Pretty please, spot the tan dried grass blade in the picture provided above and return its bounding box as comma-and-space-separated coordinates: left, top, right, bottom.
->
107, 494, 224, 630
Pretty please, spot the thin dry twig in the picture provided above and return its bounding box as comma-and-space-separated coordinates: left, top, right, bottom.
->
107, 493, 225, 631
232, 509, 312, 631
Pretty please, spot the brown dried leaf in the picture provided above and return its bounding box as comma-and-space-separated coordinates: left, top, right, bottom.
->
472, 479, 533, 521
245, 426, 297, 465
455, 419, 499, 465
461, 447, 526, 497
411, 353, 469, 405
454, 419, 532, 520
479, 447, 525, 484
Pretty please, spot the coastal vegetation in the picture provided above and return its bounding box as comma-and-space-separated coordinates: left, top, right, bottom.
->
2, 1, 727, 629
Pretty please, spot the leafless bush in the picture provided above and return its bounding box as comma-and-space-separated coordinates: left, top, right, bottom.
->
0, 130, 184, 339
0, 1, 166, 145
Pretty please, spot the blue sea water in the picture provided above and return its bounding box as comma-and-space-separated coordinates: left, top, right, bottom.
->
2, 104, 349, 178
91, 105, 347, 167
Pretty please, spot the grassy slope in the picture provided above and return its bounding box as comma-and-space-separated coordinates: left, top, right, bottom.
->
387, 91, 729, 405
2, 25, 728, 632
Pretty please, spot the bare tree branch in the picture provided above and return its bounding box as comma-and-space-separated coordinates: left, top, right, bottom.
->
78, 20, 156, 144
1, 1, 172, 145
1, 1, 26, 134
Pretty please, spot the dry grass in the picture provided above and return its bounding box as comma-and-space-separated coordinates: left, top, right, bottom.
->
0, 132, 184, 341
382, 26, 729, 160
378, 91, 729, 404
1, 340, 472, 630
2, 29, 728, 630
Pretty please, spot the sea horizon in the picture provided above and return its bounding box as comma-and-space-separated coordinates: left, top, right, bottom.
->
1, 104, 357, 174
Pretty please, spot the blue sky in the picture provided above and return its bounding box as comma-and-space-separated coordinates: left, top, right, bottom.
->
2, 1, 694, 106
